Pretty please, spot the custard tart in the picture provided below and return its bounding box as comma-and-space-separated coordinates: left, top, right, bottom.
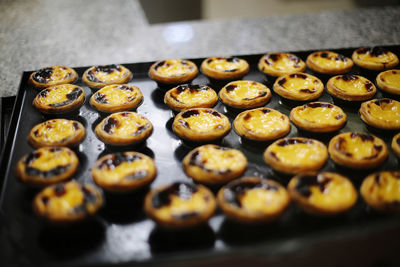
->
144, 182, 216, 228
82, 64, 132, 88
95, 111, 153, 146
219, 80, 272, 109
288, 172, 357, 215
290, 102, 347, 133
233, 107, 290, 141
164, 84, 218, 112
352, 47, 399, 70
16, 147, 79, 187
327, 74, 376, 101
391, 133, 400, 158
258, 52, 306, 77
217, 177, 290, 223
360, 98, 400, 130
328, 132, 388, 169
264, 137, 328, 175
183, 144, 247, 184
149, 59, 198, 85
92, 152, 156, 192
273, 73, 324, 101
361, 171, 400, 212
28, 119, 85, 148
376, 69, 400, 95
306, 50, 353, 75
33, 180, 103, 223
90, 84, 143, 113
201, 57, 249, 80
172, 108, 231, 142
29, 65, 78, 89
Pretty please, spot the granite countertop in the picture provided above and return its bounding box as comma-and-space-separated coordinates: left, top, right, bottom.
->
0, 0, 400, 97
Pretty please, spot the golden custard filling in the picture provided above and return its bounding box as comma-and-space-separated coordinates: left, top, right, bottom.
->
356, 51, 397, 64
172, 88, 215, 103
34, 66, 72, 83
195, 146, 245, 171
332, 75, 373, 94
296, 104, 344, 123
265, 54, 301, 71
306, 177, 355, 207
207, 57, 246, 71
366, 99, 400, 122
240, 188, 287, 213
311, 52, 350, 68
367, 172, 400, 203
270, 143, 324, 165
155, 59, 193, 76
241, 109, 287, 134
95, 85, 138, 104
96, 160, 151, 184
278, 74, 319, 93
224, 81, 267, 100
103, 112, 150, 136
28, 148, 75, 171
36, 84, 81, 105
33, 119, 80, 143
336, 134, 382, 160
379, 70, 400, 87
180, 112, 226, 132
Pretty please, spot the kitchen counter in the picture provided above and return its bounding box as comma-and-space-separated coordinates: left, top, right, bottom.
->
0, 0, 400, 97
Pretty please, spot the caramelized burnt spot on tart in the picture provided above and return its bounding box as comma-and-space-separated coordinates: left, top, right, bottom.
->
164, 84, 218, 112
95, 111, 153, 146
16, 147, 79, 187
33, 84, 85, 114
219, 80, 272, 109
360, 98, 400, 130
29, 65, 78, 88
183, 144, 247, 184
290, 102, 347, 133
264, 137, 328, 175
258, 52, 306, 77
28, 119, 85, 148
92, 151, 156, 192
90, 84, 143, 113
82, 64, 132, 88
144, 182, 216, 228
352, 47, 399, 70
233, 107, 290, 141
392, 133, 400, 158
328, 132, 388, 169
149, 59, 198, 84
288, 172, 357, 215
327, 74, 376, 101
376, 69, 400, 95
201, 56, 250, 80
306, 50, 353, 74
217, 177, 290, 223
33, 180, 103, 223
172, 108, 231, 142
361, 171, 400, 212
273, 72, 324, 101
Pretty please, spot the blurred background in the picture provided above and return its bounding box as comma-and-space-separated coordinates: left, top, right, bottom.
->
139, 0, 400, 23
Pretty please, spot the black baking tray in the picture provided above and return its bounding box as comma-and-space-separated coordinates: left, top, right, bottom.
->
1, 46, 400, 267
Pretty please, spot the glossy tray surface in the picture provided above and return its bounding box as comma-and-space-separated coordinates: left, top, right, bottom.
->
0, 46, 400, 266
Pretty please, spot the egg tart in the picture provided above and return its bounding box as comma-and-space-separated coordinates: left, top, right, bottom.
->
90, 84, 143, 113
273, 73, 324, 101
360, 98, 400, 130
233, 107, 290, 141
258, 52, 306, 77
82, 64, 132, 89
391, 133, 400, 158
29, 65, 78, 89
33, 180, 103, 223
164, 84, 218, 112
219, 80, 272, 109
33, 84, 85, 114
288, 172, 357, 215
201, 57, 249, 80
217, 177, 290, 223
264, 137, 328, 175
290, 102, 347, 133
328, 132, 388, 169
361, 171, 400, 212
16, 147, 79, 187
352, 47, 399, 71
149, 59, 198, 85
183, 144, 247, 184
376, 69, 400, 95
92, 152, 156, 192
95, 111, 153, 146
306, 51, 353, 75
144, 182, 216, 228
172, 108, 231, 142
327, 74, 376, 101
28, 119, 85, 148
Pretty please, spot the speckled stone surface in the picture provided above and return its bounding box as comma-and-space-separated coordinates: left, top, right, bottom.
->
0, 0, 400, 96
